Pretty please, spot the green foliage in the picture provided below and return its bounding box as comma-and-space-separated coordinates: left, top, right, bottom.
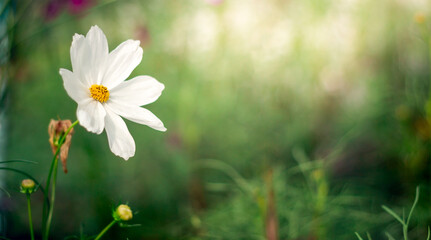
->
357, 187, 430, 240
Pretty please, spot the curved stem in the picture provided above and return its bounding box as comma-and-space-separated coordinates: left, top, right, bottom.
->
427, 38, 431, 118
42, 120, 79, 240
44, 157, 58, 240
26, 194, 35, 240
41, 146, 60, 239
94, 220, 117, 240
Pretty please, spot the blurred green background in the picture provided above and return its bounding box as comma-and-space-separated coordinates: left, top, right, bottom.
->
2, 0, 431, 239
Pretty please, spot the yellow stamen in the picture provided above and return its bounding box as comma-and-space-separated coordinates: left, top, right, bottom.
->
89, 84, 109, 103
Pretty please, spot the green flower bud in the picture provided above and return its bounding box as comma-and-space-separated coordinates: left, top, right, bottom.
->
113, 204, 133, 221
20, 179, 36, 194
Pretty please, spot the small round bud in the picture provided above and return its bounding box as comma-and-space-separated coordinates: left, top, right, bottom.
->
20, 179, 36, 194
113, 204, 133, 221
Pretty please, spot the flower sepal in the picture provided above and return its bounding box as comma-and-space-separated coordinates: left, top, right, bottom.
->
20, 179, 38, 195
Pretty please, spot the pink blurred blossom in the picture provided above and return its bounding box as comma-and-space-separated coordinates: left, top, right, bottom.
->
134, 25, 151, 47
68, 0, 93, 14
44, 0, 65, 21
43, 0, 95, 21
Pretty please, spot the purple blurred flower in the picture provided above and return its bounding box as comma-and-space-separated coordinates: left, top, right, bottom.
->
43, 0, 95, 21
44, 0, 65, 21
68, 0, 93, 14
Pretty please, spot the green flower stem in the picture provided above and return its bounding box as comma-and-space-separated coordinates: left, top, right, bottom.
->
41, 145, 60, 238
44, 157, 58, 240
427, 36, 431, 119
428, 38, 431, 104
42, 120, 79, 240
94, 220, 117, 240
26, 194, 35, 240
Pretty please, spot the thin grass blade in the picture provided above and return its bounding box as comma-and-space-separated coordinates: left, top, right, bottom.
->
0, 159, 38, 164
385, 232, 396, 240
382, 205, 404, 225
427, 226, 430, 240
406, 186, 420, 227
355, 232, 364, 240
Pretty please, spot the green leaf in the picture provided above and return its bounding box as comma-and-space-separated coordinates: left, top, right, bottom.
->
427, 227, 430, 240
382, 205, 404, 225
385, 232, 396, 240
63, 236, 79, 240
406, 186, 420, 227
355, 232, 364, 240
0, 159, 38, 164
118, 222, 142, 228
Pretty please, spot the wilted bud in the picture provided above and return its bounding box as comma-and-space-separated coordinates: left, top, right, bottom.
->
20, 179, 36, 194
113, 204, 133, 221
48, 119, 74, 173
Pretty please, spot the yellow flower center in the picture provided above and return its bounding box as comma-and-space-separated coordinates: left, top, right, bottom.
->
89, 84, 109, 103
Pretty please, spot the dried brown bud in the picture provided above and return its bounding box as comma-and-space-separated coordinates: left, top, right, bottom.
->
48, 119, 74, 173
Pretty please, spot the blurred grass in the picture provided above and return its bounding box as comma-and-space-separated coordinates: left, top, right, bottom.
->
3, 0, 431, 239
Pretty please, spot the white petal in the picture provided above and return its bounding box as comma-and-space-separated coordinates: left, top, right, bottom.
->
107, 101, 166, 132
77, 99, 106, 134
110, 75, 165, 106
85, 25, 109, 85
102, 40, 143, 89
59, 68, 91, 103
70, 26, 109, 86
104, 108, 135, 160
70, 33, 93, 86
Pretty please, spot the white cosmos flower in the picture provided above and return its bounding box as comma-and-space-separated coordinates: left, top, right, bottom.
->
59, 25, 166, 160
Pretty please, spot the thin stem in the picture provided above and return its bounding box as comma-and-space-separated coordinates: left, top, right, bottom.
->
42, 120, 79, 240
63, 120, 79, 142
94, 220, 117, 240
428, 38, 431, 105
44, 157, 58, 240
26, 194, 35, 240
426, 36, 431, 120
404, 187, 420, 240
41, 146, 60, 239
